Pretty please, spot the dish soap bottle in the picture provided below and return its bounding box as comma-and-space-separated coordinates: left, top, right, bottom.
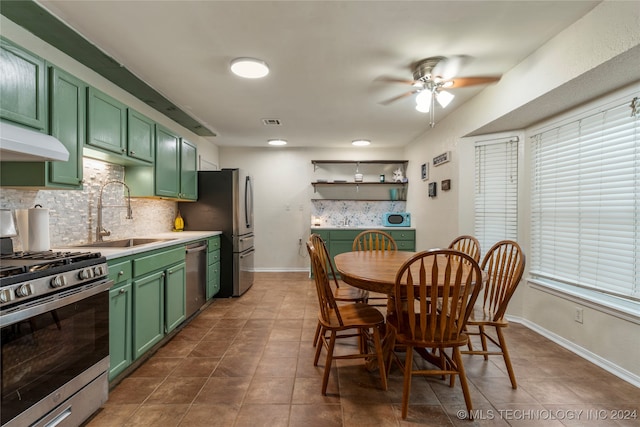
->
173, 211, 184, 232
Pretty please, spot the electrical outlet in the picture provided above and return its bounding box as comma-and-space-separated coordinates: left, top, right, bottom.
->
574, 307, 583, 324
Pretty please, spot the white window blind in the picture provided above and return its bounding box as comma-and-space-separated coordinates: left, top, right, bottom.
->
474, 137, 519, 256
530, 95, 640, 301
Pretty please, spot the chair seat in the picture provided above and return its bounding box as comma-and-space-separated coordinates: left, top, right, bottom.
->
387, 313, 469, 348
320, 303, 385, 330
467, 307, 509, 326
334, 283, 369, 302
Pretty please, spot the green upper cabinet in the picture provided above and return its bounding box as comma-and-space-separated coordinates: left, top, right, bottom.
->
48, 67, 84, 187
0, 65, 84, 189
155, 125, 181, 198
127, 109, 154, 163
0, 38, 47, 131
87, 87, 126, 154
180, 139, 198, 200
127, 125, 197, 200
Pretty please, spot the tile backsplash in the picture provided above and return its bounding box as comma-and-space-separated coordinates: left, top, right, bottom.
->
311, 200, 407, 227
1, 158, 177, 251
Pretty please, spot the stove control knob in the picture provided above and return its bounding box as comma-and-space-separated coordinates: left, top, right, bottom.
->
78, 268, 94, 280
15, 284, 33, 298
93, 265, 105, 276
50, 275, 68, 288
0, 289, 12, 303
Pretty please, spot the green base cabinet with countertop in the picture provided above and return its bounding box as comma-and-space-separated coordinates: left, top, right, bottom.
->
107, 244, 186, 380
310, 228, 415, 275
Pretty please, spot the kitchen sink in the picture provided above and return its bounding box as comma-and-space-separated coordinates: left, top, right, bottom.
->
73, 238, 175, 248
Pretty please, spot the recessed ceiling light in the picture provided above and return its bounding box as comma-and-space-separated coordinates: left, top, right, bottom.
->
230, 57, 269, 78
268, 139, 287, 146
352, 139, 371, 146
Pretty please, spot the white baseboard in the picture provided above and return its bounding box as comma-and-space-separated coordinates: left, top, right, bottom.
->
252, 268, 310, 273
507, 315, 640, 388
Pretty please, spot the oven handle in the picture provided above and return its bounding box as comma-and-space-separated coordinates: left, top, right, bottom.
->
0, 279, 113, 328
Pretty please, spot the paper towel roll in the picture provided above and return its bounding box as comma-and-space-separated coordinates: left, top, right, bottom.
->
15, 209, 29, 251
28, 207, 50, 252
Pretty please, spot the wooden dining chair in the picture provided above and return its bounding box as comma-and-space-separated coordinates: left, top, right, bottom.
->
306, 240, 387, 395
462, 240, 525, 389
352, 230, 397, 307
387, 249, 482, 420
309, 234, 369, 347
448, 235, 481, 263
352, 229, 398, 252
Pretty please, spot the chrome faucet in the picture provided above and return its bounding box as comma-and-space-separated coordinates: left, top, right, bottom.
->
96, 180, 133, 242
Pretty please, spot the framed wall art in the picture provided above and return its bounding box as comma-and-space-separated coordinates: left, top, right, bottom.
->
421, 163, 429, 181
441, 179, 451, 191
428, 182, 437, 198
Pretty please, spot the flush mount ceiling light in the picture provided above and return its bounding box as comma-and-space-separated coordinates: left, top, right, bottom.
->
352, 139, 371, 146
268, 139, 287, 146
230, 57, 269, 78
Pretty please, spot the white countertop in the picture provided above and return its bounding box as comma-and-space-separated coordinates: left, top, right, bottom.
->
53, 231, 222, 260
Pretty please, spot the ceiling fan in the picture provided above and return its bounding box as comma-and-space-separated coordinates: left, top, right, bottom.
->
378, 56, 501, 127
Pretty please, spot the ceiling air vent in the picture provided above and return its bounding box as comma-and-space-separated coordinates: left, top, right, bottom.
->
262, 118, 282, 126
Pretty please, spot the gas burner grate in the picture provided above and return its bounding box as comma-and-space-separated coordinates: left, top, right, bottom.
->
0, 265, 27, 278
1, 251, 101, 261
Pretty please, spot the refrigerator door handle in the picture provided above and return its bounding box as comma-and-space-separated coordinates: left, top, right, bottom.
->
245, 175, 253, 229
240, 248, 255, 259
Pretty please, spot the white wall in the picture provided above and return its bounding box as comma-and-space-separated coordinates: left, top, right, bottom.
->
404, 2, 640, 383
219, 147, 405, 271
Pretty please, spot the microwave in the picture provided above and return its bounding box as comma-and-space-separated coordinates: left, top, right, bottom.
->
383, 212, 411, 227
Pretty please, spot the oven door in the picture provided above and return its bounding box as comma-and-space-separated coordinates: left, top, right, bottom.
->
0, 279, 112, 427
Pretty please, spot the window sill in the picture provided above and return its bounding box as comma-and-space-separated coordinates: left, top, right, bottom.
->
528, 278, 640, 325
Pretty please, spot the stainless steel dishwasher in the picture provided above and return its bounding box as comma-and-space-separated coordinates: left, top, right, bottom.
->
185, 240, 207, 318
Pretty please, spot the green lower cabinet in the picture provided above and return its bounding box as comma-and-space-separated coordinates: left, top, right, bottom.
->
109, 282, 132, 380
207, 261, 221, 298
133, 270, 165, 360
165, 262, 186, 333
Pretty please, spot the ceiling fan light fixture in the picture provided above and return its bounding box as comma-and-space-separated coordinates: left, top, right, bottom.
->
352, 139, 371, 146
230, 57, 269, 78
415, 90, 432, 106
436, 90, 455, 108
415, 103, 430, 113
268, 139, 287, 146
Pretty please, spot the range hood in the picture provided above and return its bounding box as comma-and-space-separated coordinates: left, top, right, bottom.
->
0, 121, 70, 162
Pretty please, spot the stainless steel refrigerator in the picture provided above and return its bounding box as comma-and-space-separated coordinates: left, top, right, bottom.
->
179, 169, 255, 297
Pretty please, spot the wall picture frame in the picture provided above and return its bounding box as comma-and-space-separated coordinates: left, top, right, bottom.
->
428, 182, 437, 197
421, 163, 429, 181
441, 179, 451, 191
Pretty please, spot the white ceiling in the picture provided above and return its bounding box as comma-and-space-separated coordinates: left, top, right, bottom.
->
38, 0, 601, 148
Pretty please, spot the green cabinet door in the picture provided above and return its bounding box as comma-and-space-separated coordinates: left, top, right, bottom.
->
87, 87, 127, 154
48, 67, 84, 187
207, 261, 221, 298
109, 282, 132, 380
133, 270, 165, 359
127, 109, 154, 163
155, 125, 180, 198
0, 38, 46, 130
165, 262, 186, 333
180, 139, 198, 200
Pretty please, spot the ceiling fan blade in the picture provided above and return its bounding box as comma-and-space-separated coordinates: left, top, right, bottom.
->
375, 76, 417, 85
445, 76, 501, 88
379, 89, 420, 105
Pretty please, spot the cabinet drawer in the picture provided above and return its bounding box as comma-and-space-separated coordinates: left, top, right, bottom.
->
208, 249, 220, 265
389, 230, 416, 241
208, 236, 220, 252
108, 259, 132, 286
133, 246, 185, 277
396, 240, 415, 251
329, 229, 362, 241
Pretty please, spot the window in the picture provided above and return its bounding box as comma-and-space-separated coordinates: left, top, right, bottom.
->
474, 137, 519, 256
530, 93, 640, 301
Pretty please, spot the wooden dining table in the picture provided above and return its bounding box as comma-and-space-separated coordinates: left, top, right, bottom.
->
334, 250, 483, 369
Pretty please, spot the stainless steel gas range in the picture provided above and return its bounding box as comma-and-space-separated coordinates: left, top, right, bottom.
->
0, 251, 112, 427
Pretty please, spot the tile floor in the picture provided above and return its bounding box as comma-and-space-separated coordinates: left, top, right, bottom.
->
85, 272, 640, 426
